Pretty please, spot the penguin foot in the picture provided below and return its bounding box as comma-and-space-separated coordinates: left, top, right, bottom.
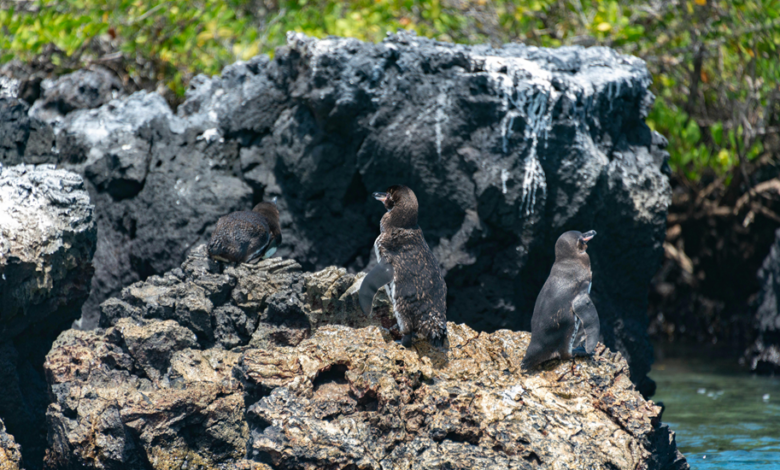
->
556, 358, 579, 382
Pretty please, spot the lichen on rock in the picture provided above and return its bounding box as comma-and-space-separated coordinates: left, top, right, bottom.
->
44, 246, 687, 469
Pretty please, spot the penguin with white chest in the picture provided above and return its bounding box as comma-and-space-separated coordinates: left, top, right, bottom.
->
359, 185, 448, 347
522, 230, 600, 373
207, 199, 282, 264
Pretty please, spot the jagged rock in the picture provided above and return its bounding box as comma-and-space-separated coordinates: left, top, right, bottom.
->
29, 67, 123, 123
96, 245, 394, 349
44, 248, 686, 470
744, 228, 780, 374
241, 325, 687, 470
0, 98, 55, 165
43, 246, 393, 469
25, 33, 669, 394
0, 164, 96, 337
0, 76, 19, 99
0, 417, 23, 470
47, 90, 253, 325
0, 164, 97, 469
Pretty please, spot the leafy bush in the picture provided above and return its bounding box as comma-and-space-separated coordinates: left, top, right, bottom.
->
1, 0, 778, 181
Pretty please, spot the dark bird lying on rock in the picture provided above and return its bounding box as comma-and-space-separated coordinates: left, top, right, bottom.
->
359, 185, 448, 347
522, 230, 600, 375
207, 199, 282, 264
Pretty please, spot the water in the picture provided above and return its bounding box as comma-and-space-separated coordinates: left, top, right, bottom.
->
650, 348, 780, 469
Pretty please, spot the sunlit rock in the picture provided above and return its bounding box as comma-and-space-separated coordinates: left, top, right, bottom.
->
44, 247, 687, 469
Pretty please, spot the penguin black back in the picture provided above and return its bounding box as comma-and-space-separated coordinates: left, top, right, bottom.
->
522, 230, 599, 370
359, 185, 448, 347
207, 200, 282, 264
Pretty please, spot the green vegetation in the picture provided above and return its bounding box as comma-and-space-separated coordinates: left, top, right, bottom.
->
1, 0, 778, 182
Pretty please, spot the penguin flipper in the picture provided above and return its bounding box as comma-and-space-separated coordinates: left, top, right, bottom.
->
572, 293, 599, 355
359, 261, 394, 315
244, 231, 271, 263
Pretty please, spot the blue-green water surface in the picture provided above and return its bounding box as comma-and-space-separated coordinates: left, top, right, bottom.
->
649, 352, 780, 469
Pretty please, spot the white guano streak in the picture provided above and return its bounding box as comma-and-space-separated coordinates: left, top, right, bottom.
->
480, 56, 553, 217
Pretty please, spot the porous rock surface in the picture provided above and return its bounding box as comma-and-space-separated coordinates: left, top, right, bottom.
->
744, 228, 780, 374
0, 418, 23, 470
43, 246, 687, 470
19, 33, 670, 394
0, 164, 97, 469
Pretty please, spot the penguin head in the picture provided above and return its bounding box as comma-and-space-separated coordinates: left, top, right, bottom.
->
373, 185, 418, 229
252, 200, 280, 220
555, 230, 596, 261
252, 200, 283, 244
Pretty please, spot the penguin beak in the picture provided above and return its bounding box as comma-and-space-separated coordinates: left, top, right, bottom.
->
581, 230, 596, 242
373, 192, 388, 203
579, 230, 596, 251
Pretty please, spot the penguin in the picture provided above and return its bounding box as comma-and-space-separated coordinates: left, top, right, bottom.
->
521, 230, 599, 372
207, 198, 282, 264
359, 185, 448, 347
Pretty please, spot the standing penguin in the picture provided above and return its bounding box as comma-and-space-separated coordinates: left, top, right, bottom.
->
207, 199, 282, 264
359, 185, 448, 347
521, 230, 600, 372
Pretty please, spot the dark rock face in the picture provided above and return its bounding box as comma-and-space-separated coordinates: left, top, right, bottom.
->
0, 164, 97, 469
44, 246, 687, 469
50, 91, 254, 324
0, 98, 55, 166
744, 228, 780, 374
23, 33, 669, 394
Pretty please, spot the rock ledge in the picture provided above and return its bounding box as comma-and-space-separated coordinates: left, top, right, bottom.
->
44, 247, 687, 469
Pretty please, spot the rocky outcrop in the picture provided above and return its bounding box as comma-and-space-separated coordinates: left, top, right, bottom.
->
40, 89, 253, 325
29, 67, 124, 124
0, 164, 97, 469
18, 33, 669, 394
0, 418, 23, 470
44, 247, 687, 469
744, 228, 780, 374
0, 164, 95, 337
0, 98, 55, 166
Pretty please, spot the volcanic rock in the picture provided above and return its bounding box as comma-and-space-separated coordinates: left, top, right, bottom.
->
744, 228, 780, 374
22, 33, 669, 394
44, 246, 686, 469
0, 98, 55, 166
0, 164, 96, 469
29, 67, 123, 123
0, 417, 23, 470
